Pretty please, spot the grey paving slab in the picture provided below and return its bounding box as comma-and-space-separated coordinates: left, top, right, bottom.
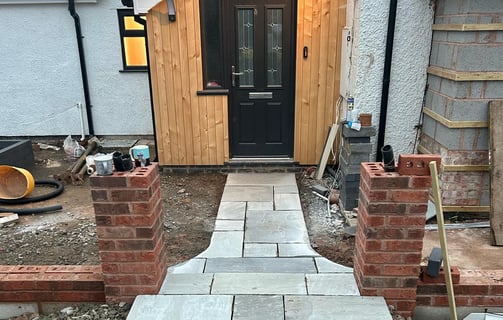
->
284, 296, 392, 320
221, 185, 273, 202
314, 257, 353, 273
217, 202, 246, 219
197, 231, 243, 258
204, 257, 317, 273
159, 273, 214, 294
167, 258, 206, 274
245, 210, 309, 244
274, 185, 298, 194
226, 173, 296, 185
247, 201, 273, 211
211, 273, 307, 295
306, 274, 360, 296
215, 219, 244, 231
278, 244, 320, 257
243, 243, 277, 257
126, 295, 233, 320
233, 295, 284, 320
274, 193, 302, 211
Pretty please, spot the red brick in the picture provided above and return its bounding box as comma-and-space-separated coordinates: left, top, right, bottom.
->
407, 203, 429, 214
367, 203, 407, 215
119, 284, 160, 296
410, 175, 432, 188
93, 203, 130, 215
361, 252, 404, 264
109, 189, 139, 202
114, 239, 155, 251
95, 215, 113, 226
12, 266, 48, 273
369, 175, 410, 190
97, 226, 136, 239
432, 295, 470, 306
90, 175, 127, 188
397, 154, 441, 176
114, 214, 157, 226
469, 296, 503, 306
101, 263, 120, 273
390, 190, 429, 203
385, 240, 424, 252
360, 183, 389, 202
420, 266, 461, 284
407, 228, 425, 239
416, 295, 432, 306
363, 239, 384, 251
383, 288, 417, 299
360, 275, 405, 288
103, 274, 138, 285
131, 198, 162, 215
404, 253, 423, 264
52, 291, 105, 302
394, 300, 416, 315
91, 189, 109, 201
387, 216, 425, 227
127, 165, 158, 188
361, 264, 382, 275
383, 265, 420, 276
98, 239, 116, 250
490, 283, 503, 295
359, 288, 379, 296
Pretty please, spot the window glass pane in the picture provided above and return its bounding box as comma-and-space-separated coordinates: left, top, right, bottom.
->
124, 16, 144, 30
124, 37, 147, 66
201, 0, 223, 88
237, 8, 254, 87
267, 8, 282, 86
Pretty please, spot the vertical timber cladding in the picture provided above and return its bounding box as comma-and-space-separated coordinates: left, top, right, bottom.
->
294, 0, 346, 165
147, 1, 229, 166
147, 0, 345, 165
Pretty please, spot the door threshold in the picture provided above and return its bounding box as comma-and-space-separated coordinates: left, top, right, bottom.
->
227, 157, 297, 165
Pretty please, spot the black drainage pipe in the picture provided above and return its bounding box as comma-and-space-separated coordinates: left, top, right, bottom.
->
376, 0, 398, 162
69, 0, 95, 136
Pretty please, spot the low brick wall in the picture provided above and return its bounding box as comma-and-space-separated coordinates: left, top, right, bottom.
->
0, 265, 104, 303
417, 269, 503, 308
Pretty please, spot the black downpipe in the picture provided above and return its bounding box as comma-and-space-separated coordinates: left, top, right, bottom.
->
68, 0, 95, 136
134, 15, 159, 162
376, 0, 398, 162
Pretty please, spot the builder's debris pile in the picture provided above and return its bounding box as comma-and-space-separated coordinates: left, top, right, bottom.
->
52, 136, 99, 185
8, 302, 130, 320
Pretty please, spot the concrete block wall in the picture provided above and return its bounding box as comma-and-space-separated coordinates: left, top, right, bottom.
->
90, 164, 168, 303
354, 162, 431, 318
419, 0, 503, 207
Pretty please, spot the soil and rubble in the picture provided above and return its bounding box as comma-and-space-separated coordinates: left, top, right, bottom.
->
0, 146, 354, 320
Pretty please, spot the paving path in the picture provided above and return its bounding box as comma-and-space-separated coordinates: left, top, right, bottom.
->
127, 173, 391, 319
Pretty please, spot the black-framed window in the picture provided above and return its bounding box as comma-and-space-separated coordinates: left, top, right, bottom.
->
117, 9, 148, 71
200, 0, 224, 89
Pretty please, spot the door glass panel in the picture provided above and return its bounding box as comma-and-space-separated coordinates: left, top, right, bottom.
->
267, 8, 282, 86
237, 8, 254, 87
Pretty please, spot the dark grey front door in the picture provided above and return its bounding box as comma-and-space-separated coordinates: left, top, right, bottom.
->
226, 0, 295, 158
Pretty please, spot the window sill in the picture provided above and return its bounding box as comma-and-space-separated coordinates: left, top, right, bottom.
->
119, 69, 148, 73
197, 89, 229, 96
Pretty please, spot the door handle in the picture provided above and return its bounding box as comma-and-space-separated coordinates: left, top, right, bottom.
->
231, 65, 244, 87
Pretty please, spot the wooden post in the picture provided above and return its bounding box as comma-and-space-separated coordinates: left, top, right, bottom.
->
490, 100, 503, 246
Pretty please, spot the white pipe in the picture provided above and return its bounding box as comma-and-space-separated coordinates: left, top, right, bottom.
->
77, 102, 86, 141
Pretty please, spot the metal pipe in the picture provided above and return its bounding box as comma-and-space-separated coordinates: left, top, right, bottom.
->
376, 0, 398, 162
68, 0, 95, 135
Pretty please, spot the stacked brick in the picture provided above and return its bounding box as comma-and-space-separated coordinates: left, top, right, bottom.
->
339, 125, 376, 211
354, 161, 433, 318
0, 265, 104, 303
419, 0, 502, 207
90, 164, 167, 303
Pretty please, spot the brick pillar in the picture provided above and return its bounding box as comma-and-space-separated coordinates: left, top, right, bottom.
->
354, 157, 438, 318
339, 124, 377, 211
90, 164, 167, 303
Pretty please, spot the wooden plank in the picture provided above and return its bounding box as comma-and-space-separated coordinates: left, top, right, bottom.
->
430, 161, 458, 320
442, 205, 490, 213
294, 0, 306, 162
215, 96, 224, 165
432, 23, 503, 31
207, 96, 217, 165
0, 213, 19, 227
315, 124, 339, 180
180, 0, 194, 165
490, 100, 503, 246
423, 107, 488, 128
428, 66, 503, 82
442, 164, 489, 172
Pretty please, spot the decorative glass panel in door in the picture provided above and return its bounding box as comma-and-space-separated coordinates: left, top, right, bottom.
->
237, 8, 254, 87
267, 8, 282, 86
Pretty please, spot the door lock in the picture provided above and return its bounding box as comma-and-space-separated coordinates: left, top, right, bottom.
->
231, 65, 244, 87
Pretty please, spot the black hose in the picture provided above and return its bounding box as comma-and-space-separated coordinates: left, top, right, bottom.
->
0, 180, 64, 204
0, 205, 63, 215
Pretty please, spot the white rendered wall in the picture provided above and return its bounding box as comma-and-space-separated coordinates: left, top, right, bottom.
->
350, 0, 434, 159
0, 0, 152, 136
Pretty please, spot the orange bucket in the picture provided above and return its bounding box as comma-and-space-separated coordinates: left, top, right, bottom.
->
0, 165, 35, 199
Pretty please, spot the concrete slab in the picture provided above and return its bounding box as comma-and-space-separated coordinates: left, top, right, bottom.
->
215, 220, 244, 231
274, 194, 302, 211
247, 201, 274, 211
204, 257, 317, 273
221, 186, 273, 202
168, 258, 206, 274
306, 274, 360, 295
278, 244, 320, 257
233, 295, 284, 320
217, 202, 247, 220
314, 257, 353, 273
226, 173, 296, 186
198, 231, 243, 258
245, 211, 309, 244
160, 273, 214, 294
274, 185, 298, 194
211, 273, 307, 295
284, 296, 392, 320
126, 295, 233, 320
0, 303, 38, 319
243, 243, 278, 257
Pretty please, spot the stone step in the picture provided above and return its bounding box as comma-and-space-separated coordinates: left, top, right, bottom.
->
126, 294, 392, 320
